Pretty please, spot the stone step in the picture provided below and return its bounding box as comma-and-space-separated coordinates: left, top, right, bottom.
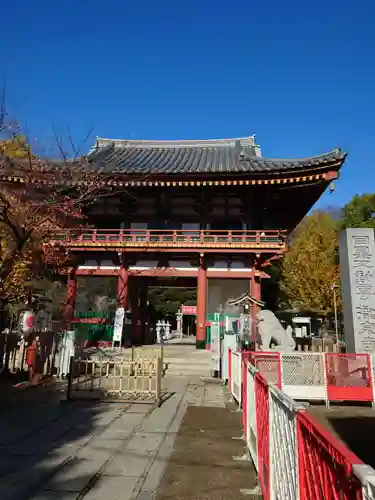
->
165, 364, 212, 374
164, 368, 212, 378
165, 363, 211, 370
163, 358, 211, 366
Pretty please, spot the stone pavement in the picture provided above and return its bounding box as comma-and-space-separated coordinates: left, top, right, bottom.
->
155, 404, 258, 500
0, 376, 255, 499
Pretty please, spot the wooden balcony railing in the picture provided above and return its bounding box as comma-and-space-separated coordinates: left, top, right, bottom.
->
50, 229, 287, 252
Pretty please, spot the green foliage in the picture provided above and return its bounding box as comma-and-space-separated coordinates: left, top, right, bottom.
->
341, 194, 375, 229
148, 287, 196, 315
262, 261, 282, 310
74, 277, 195, 316
27, 278, 67, 318
75, 277, 117, 313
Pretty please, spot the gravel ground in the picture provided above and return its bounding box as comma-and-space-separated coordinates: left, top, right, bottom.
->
155, 403, 258, 500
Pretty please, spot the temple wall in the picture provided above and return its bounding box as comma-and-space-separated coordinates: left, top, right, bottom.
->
207, 279, 249, 315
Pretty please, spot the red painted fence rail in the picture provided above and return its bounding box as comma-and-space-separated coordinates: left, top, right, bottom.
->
246, 351, 375, 405
297, 410, 363, 499
325, 353, 373, 403
227, 348, 375, 500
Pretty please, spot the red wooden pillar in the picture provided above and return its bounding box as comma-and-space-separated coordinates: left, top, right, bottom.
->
251, 266, 262, 347
117, 266, 129, 309
196, 256, 207, 349
65, 268, 77, 330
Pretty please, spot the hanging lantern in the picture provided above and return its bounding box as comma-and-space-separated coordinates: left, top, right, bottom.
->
18, 310, 35, 335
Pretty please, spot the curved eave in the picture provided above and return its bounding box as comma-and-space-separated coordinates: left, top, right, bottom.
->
0, 151, 346, 187
0, 166, 341, 187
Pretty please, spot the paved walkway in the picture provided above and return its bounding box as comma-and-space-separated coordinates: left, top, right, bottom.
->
0, 377, 256, 500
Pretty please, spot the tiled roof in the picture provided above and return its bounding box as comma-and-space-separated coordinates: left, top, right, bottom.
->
86, 136, 346, 176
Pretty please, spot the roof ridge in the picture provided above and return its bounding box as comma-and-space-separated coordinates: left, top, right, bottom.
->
95, 135, 257, 149
248, 148, 345, 163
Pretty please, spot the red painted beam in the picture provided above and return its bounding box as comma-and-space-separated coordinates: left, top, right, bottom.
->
74, 267, 271, 279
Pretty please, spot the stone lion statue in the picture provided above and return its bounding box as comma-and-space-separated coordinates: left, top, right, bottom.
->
257, 310, 296, 352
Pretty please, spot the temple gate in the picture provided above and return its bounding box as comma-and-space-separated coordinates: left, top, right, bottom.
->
48, 135, 346, 348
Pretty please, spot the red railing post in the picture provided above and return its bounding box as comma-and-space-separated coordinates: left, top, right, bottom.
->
242, 356, 248, 437
255, 372, 270, 500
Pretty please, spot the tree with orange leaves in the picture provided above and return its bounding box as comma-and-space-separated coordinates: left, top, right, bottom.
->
0, 108, 134, 310
279, 211, 341, 316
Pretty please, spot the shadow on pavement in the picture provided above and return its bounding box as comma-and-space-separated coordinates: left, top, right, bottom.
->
309, 405, 375, 469
0, 381, 132, 499
328, 415, 375, 468
0, 370, 29, 388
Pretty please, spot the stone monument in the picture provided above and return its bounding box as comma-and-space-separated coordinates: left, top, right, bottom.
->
340, 228, 375, 353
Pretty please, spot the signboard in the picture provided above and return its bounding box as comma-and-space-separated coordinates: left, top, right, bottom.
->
340, 229, 375, 353
113, 307, 125, 343
210, 321, 221, 373
181, 305, 197, 315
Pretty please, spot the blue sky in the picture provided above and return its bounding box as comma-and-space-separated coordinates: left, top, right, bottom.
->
2, 0, 375, 209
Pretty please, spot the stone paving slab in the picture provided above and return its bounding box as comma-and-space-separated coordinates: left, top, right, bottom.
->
1, 375, 254, 500
83, 476, 140, 500
154, 405, 257, 500
105, 453, 152, 477
126, 432, 165, 454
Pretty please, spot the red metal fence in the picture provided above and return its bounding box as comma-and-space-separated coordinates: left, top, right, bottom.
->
297, 410, 363, 499
228, 348, 375, 499
241, 358, 248, 436
246, 351, 375, 405
325, 353, 373, 403
244, 351, 282, 388
255, 372, 271, 500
